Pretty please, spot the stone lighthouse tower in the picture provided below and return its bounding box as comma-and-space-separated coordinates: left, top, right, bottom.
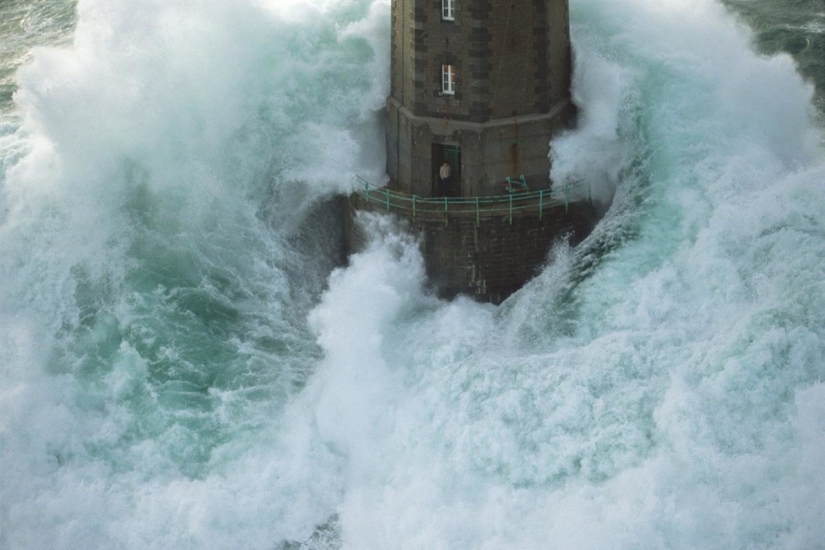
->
386, 0, 575, 197
346, 0, 595, 303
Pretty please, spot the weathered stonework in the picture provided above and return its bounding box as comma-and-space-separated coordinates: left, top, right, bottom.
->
347, 194, 597, 303
387, 0, 574, 196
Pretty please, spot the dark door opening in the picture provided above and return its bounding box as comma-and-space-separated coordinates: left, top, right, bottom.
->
432, 144, 461, 197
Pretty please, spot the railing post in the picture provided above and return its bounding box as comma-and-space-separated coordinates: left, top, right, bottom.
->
509, 193, 513, 225
413, 195, 417, 222
386, 189, 390, 211
539, 189, 544, 220
475, 196, 480, 225
444, 196, 449, 227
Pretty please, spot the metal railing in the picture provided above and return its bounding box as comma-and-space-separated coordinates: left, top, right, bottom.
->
352, 176, 590, 225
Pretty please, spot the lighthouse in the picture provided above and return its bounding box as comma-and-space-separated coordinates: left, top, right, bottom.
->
347, 0, 596, 303
386, 0, 575, 198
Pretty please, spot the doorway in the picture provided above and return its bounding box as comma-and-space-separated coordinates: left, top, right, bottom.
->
432, 144, 461, 197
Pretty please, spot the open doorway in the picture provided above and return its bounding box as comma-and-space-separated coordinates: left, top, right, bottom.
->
432, 144, 461, 197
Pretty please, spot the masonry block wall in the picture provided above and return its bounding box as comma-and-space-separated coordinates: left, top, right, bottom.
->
347, 195, 597, 303
387, 0, 574, 197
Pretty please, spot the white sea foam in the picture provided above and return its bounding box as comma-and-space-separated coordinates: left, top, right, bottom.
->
295, 0, 825, 548
0, 0, 384, 548
1, 0, 824, 548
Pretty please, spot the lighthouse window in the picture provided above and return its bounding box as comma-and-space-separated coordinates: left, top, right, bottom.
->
442, 64, 456, 95
442, 0, 455, 21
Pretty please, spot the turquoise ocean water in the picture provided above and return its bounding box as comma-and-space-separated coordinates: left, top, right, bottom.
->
1, 0, 824, 548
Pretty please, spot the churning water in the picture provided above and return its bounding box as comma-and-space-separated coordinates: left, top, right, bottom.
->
0, 0, 823, 548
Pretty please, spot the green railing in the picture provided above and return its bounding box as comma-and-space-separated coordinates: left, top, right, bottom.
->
352, 176, 590, 225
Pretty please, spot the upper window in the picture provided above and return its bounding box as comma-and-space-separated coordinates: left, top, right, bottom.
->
442, 64, 456, 95
442, 0, 455, 21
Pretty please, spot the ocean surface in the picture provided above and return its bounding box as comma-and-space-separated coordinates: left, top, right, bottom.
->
1, 0, 823, 548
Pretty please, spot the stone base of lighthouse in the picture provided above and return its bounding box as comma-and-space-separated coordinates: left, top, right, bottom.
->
346, 192, 598, 304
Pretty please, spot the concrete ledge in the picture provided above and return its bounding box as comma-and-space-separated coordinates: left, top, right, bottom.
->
387, 96, 573, 133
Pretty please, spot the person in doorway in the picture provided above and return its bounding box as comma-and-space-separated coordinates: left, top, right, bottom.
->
439, 161, 452, 195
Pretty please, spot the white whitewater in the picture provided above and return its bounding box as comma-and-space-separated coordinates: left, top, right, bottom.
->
0, 0, 823, 548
